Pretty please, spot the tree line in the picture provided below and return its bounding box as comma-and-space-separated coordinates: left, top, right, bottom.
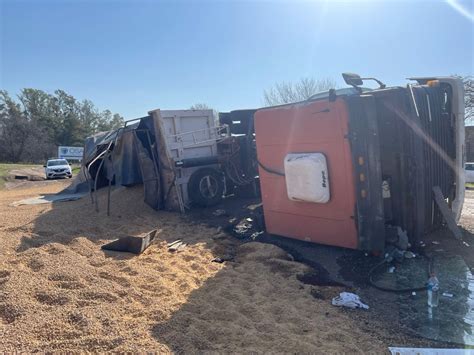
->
1, 77, 471, 164
0, 89, 124, 163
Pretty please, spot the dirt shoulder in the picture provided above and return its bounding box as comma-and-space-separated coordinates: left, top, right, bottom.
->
0, 164, 44, 189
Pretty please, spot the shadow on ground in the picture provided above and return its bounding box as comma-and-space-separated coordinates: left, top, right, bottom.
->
14, 183, 472, 351
22, 185, 233, 254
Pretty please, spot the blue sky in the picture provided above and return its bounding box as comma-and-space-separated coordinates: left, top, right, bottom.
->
1, 0, 473, 118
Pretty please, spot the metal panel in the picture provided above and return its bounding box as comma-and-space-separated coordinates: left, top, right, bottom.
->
149, 109, 221, 206
255, 99, 358, 249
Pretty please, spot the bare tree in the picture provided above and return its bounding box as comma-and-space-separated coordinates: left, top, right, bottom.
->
263, 77, 337, 106
464, 76, 473, 124
190, 103, 210, 110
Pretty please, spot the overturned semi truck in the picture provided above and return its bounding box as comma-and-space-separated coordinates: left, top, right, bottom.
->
73, 74, 465, 254
255, 75, 465, 253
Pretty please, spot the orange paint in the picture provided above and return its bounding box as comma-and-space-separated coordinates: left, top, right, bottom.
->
255, 99, 358, 249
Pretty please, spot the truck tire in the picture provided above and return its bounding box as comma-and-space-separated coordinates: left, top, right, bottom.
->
188, 168, 224, 207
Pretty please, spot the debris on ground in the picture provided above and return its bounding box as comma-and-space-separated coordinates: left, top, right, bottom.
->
331, 292, 369, 310
101, 229, 158, 254
246, 203, 262, 211
211, 255, 234, 263
2, 181, 472, 352
212, 209, 226, 217
167, 240, 187, 252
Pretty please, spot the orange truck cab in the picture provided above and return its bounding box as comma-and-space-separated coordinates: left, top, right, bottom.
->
255, 75, 465, 253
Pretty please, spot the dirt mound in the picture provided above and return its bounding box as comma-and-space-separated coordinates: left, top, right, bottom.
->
236, 242, 311, 277
0, 183, 230, 351
236, 241, 293, 262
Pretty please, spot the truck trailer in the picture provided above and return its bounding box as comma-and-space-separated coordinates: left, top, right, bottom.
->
78, 73, 465, 255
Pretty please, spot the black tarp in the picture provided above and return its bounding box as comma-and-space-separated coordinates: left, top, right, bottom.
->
65, 115, 165, 211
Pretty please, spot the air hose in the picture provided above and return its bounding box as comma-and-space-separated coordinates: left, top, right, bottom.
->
257, 159, 285, 176
368, 255, 433, 293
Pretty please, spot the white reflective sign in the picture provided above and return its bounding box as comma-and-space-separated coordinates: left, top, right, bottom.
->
58, 146, 84, 160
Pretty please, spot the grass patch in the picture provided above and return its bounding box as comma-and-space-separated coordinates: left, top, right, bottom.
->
72, 166, 81, 175
0, 163, 41, 189
467, 183, 474, 189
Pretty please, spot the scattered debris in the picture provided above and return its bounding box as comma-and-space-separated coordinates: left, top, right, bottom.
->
396, 227, 409, 250
388, 266, 396, 273
404, 251, 416, 259
331, 292, 369, 310
233, 218, 253, 238
431, 241, 440, 245
386, 226, 409, 250
212, 209, 227, 217
463, 241, 470, 247
442, 292, 454, 298
247, 203, 262, 211
101, 229, 158, 254
211, 255, 234, 263
167, 239, 182, 247
168, 240, 187, 252
250, 231, 264, 240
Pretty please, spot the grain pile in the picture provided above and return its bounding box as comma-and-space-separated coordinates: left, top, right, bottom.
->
0, 181, 393, 352
0, 183, 229, 351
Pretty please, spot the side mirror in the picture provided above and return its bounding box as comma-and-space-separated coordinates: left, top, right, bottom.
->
342, 72, 386, 90
342, 73, 363, 87
43, 165, 46, 167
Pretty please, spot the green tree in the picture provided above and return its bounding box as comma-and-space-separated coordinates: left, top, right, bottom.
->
0, 91, 31, 162
0, 88, 124, 162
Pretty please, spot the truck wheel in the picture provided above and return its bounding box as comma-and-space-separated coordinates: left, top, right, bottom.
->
188, 168, 224, 207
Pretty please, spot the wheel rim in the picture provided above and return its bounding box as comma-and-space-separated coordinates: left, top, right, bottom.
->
199, 175, 219, 199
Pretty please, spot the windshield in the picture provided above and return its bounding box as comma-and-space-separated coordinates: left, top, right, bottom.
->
466, 164, 474, 171
47, 160, 68, 166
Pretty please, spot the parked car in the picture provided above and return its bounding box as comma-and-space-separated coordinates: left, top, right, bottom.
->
44, 159, 72, 179
466, 162, 474, 184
